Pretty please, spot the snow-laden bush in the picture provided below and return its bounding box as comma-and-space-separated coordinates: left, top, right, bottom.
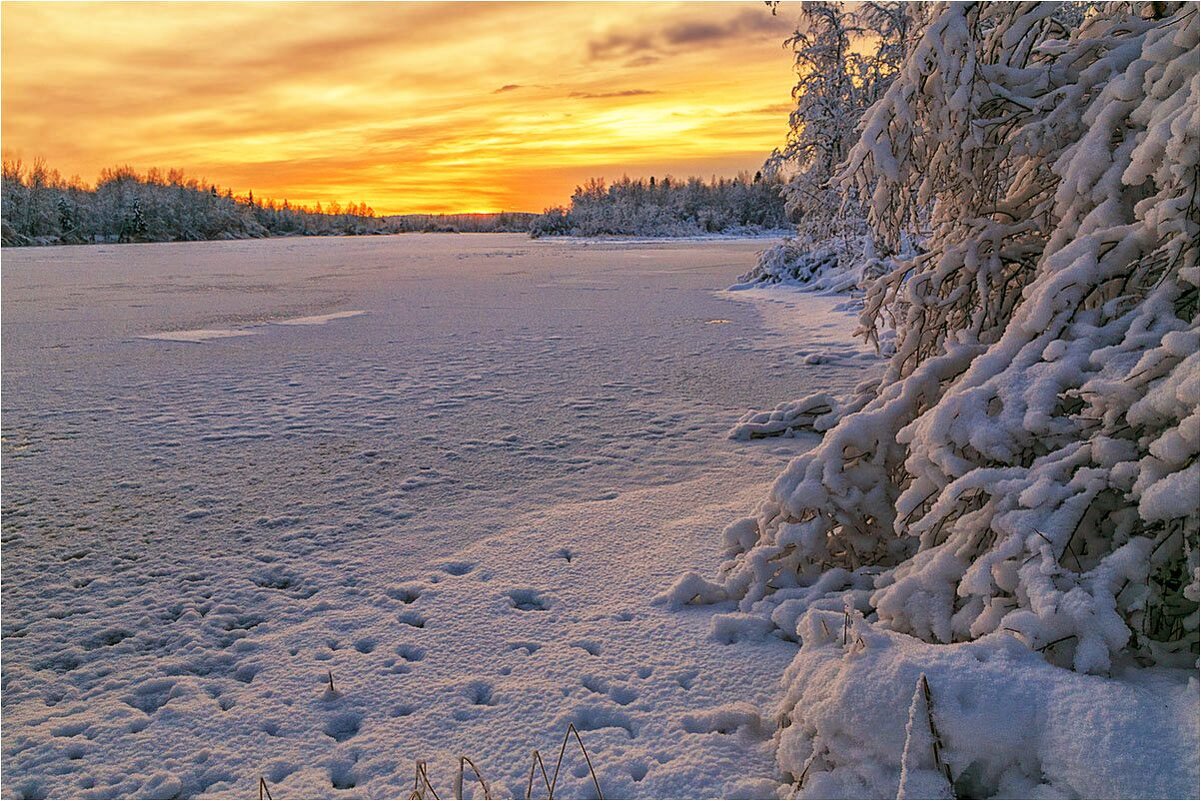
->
706, 4, 1199, 793
729, 393, 845, 441
735, 236, 897, 293
736, 239, 846, 290
720, 0, 1198, 677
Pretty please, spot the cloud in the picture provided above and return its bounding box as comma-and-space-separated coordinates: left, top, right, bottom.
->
750, 103, 796, 116
569, 89, 659, 99
625, 55, 660, 68
589, 7, 789, 60
662, 22, 727, 45
663, 8, 786, 46
587, 31, 657, 60
493, 84, 523, 93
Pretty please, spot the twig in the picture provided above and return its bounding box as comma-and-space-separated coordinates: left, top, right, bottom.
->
258, 776, 273, 801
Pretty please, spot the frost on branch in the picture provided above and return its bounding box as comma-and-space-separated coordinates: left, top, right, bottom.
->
720, 2, 1199, 675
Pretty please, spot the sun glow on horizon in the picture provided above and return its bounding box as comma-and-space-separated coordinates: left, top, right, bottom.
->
1, 2, 801, 215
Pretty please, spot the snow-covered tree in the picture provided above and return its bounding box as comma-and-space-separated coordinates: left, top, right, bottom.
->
528, 172, 789, 237
711, 1, 1198, 676
2, 162, 527, 245
773, 2, 912, 241
742, 2, 915, 287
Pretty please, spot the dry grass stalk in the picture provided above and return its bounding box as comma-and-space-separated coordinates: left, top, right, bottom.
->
410, 759, 440, 800
525, 723, 604, 799
455, 756, 492, 800
392, 723, 602, 801
918, 674, 953, 785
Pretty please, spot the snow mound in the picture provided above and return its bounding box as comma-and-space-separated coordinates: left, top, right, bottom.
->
777, 609, 1198, 799
732, 238, 894, 295
652, 572, 729, 610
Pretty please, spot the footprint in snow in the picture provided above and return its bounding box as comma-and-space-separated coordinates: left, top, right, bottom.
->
571, 639, 601, 656
463, 680, 497, 706
322, 711, 362, 742
507, 589, 550, 611
396, 644, 426, 662
397, 610, 427, 628
673, 669, 699, 691
329, 762, 357, 790
384, 585, 423, 604
608, 684, 639, 706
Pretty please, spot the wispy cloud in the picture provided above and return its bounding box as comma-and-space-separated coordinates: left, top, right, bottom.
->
569, 89, 660, 99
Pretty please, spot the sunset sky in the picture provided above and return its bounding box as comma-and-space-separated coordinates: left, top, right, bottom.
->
2, 2, 801, 214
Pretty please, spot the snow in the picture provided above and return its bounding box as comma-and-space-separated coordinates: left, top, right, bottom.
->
776, 612, 1198, 799
0, 233, 870, 799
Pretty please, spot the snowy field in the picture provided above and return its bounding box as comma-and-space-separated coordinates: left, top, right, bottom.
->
1, 234, 880, 799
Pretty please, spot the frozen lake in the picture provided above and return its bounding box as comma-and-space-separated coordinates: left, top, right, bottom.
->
1, 234, 876, 799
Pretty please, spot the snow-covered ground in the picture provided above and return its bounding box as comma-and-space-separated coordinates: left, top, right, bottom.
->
0, 234, 880, 799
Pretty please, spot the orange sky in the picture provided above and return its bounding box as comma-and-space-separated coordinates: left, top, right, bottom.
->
2, 2, 801, 214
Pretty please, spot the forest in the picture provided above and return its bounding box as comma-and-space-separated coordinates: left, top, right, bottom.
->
529, 172, 789, 237
1, 156, 786, 246
0, 160, 534, 246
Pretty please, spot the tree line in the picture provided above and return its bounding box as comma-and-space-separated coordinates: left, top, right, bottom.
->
0, 159, 534, 246
2, 159, 789, 246
528, 172, 789, 238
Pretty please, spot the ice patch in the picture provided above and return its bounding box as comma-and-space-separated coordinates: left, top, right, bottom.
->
271, 310, 367, 326
138, 329, 255, 343
138, 310, 366, 343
